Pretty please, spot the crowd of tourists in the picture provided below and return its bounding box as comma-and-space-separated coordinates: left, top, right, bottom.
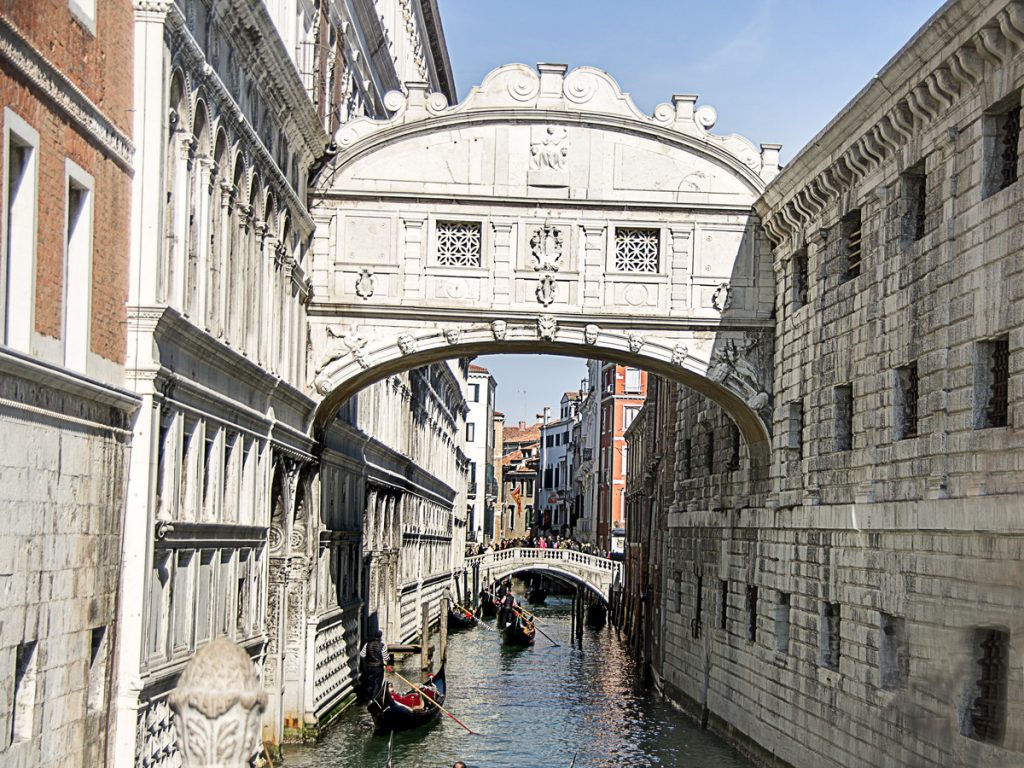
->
465, 536, 606, 558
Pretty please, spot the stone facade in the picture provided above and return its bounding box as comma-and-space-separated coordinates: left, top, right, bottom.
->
115, 0, 456, 765
464, 363, 497, 543
627, 2, 1024, 766
0, 3, 138, 767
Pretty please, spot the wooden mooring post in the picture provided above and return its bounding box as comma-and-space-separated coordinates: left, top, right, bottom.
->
440, 596, 449, 663
420, 603, 431, 670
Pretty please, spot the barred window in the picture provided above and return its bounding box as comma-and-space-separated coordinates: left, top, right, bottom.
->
975, 335, 1010, 429
901, 161, 927, 244
841, 209, 862, 282
436, 221, 482, 267
791, 247, 808, 310
895, 362, 920, 440
820, 601, 841, 670
983, 95, 1021, 198
962, 627, 1010, 744
834, 384, 853, 452
614, 227, 660, 272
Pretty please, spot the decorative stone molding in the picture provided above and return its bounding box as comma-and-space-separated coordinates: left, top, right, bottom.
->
535, 274, 556, 306
0, 14, 134, 170
168, 637, 267, 768
758, 0, 1024, 247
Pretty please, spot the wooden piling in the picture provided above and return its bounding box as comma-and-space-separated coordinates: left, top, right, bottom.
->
420, 603, 431, 670
440, 596, 449, 664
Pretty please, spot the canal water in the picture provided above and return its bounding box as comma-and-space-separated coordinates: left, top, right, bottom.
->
285, 596, 753, 768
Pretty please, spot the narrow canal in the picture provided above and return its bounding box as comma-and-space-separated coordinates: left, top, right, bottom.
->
285, 596, 753, 768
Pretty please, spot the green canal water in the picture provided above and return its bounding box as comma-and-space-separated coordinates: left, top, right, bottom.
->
284, 597, 753, 768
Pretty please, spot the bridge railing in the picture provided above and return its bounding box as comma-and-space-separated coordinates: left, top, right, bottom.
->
464, 547, 622, 583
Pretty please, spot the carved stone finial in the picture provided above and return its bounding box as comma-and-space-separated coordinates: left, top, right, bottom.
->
168, 637, 267, 768
537, 315, 557, 341
584, 324, 600, 345
535, 274, 556, 306
491, 319, 508, 341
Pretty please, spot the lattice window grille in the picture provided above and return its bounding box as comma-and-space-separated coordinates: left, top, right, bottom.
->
436, 221, 482, 267
614, 227, 660, 272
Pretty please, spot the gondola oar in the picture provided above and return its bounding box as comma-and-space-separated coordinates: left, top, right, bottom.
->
568, 749, 578, 767
512, 606, 559, 647
385, 666, 479, 735
385, 732, 393, 768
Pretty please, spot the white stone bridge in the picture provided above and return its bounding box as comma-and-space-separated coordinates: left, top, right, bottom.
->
465, 547, 622, 603
307, 62, 781, 472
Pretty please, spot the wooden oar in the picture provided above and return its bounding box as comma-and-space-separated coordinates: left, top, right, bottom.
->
512, 606, 560, 647
385, 666, 479, 735
385, 731, 393, 768
568, 749, 578, 767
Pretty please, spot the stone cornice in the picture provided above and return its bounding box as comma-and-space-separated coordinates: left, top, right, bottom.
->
0, 14, 134, 171
756, 0, 1018, 249
157, 3, 318, 237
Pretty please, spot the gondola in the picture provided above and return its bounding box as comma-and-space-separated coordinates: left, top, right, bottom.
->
477, 591, 498, 619
448, 604, 478, 630
367, 662, 446, 733
501, 612, 536, 647
526, 586, 548, 605
585, 602, 607, 628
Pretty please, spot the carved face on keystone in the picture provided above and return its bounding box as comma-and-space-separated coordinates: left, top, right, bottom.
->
491, 320, 507, 341
397, 334, 416, 355
444, 328, 461, 345
584, 324, 600, 345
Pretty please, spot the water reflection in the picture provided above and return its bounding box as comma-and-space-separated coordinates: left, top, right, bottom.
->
284, 597, 752, 768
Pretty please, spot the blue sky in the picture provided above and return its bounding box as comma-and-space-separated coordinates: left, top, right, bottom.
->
439, 0, 942, 424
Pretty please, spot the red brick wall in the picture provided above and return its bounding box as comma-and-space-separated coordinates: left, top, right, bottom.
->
0, 0, 132, 364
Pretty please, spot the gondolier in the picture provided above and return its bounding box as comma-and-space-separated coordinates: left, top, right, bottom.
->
360, 630, 388, 698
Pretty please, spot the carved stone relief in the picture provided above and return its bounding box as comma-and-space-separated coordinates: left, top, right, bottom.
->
627, 332, 645, 354
711, 281, 732, 312
355, 269, 375, 299
491, 320, 507, 340
530, 224, 563, 271
535, 274, 556, 306
537, 315, 557, 341
443, 327, 461, 345
584, 324, 600, 345
397, 333, 416, 355
672, 343, 689, 366
530, 126, 568, 171
168, 638, 267, 768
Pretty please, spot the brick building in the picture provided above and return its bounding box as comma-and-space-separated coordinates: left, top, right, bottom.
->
0, 2, 137, 766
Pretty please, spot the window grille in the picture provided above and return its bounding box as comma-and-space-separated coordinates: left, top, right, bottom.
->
897, 363, 920, 439
902, 162, 927, 243
705, 429, 715, 472
879, 613, 908, 690
718, 580, 728, 630
436, 221, 482, 267
834, 385, 853, 452
987, 337, 1009, 428
727, 423, 741, 471
1000, 107, 1020, 191
745, 585, 758, 642
841, 209, 862, 281
820, 601, 841, 670
791, 247, 808, 310
965, 628, 1009, 744
614, 227, 660, 272
692, 575, 703, 639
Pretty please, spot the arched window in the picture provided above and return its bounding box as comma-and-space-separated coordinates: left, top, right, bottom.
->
162, 71, 186, 303
184, 100, 209, 318
207, 129, 229, 335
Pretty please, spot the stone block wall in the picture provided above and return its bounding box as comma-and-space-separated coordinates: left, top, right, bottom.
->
648, 2, 1024, 766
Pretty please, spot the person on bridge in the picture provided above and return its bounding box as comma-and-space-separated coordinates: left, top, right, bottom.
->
360, 630, 387, 699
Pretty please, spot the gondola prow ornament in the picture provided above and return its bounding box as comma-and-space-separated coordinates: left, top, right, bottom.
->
168, 637, 268, 768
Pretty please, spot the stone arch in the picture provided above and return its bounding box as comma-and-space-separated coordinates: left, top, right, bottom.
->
504, 566, 608, 604
310, 326, 772, 475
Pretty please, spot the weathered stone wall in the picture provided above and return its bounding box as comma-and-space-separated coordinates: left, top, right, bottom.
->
650, 2, 1024, 766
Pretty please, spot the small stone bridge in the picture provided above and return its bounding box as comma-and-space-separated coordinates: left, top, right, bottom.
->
464, 547, 621, 603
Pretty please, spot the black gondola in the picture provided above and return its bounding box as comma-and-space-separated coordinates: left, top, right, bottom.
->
477, 591, 498, 619
501, 613, 536, 647
585, 602, 607, 628
367, 662, 446, 733
526, 587, 548, 605
448, 605, 478, 630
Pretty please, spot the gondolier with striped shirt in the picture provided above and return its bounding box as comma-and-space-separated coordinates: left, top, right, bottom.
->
360, 630, 388, 698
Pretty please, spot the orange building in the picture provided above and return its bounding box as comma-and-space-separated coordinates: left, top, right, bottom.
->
595, 362, 647, 553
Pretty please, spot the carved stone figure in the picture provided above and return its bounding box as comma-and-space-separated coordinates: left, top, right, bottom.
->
491, 319, 508, 341
355, 269, 375, 299
530, 125, 568, 171
584, 324, 600, 345
168, 637, 267, 768
317, 325, 368, 375
536, 274, 556, 306
537, 315, 557, 341
397, 333, 416, 355
444, 327, 462, 345
530, 225, 564, 271
672, 343, 689, 365
711, 281, 732, 312
627, 332, 645, 354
